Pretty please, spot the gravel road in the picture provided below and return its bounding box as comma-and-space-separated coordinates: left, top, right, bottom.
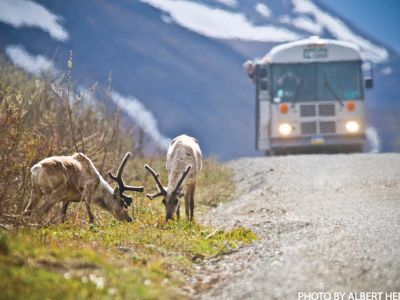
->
192, 153, 400, 300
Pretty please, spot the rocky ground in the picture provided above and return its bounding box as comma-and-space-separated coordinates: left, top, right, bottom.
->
191, 153, 400, 299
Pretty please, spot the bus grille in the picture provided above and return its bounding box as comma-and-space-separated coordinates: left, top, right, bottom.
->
301, 122, 317, 135
318, 104, 335, 116
300, 104, 316, 117
319, 121, 336, 134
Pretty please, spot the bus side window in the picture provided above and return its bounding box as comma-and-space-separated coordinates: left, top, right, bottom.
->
260, 80, 268, 91
258, 67, 268, 79
257, 66, 268, 91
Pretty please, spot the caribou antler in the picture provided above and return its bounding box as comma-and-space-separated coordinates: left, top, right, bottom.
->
109, 152, 145, 195
144, 164, 167, 200
174, 165, 191, 192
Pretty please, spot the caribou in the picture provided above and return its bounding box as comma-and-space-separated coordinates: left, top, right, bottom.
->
24, 152, 143, 223
145, 135, 202, 221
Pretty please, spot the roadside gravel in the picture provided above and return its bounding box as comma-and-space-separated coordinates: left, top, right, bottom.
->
192, 153, 400, 299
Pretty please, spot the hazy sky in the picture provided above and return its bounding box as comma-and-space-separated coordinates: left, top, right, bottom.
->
321, 0, 400, 53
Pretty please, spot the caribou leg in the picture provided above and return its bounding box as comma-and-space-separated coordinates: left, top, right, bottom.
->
189, 182, 196, 221
184, 190, 190, 220
36, 183, 67, 219
176, 202, 180, 219
82, 184, 95, 224
24, 184, 42, 216
84, 202, 95, 224
59, 201, 70, 223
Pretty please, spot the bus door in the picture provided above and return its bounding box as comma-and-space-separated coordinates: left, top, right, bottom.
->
256, 64, 271, 150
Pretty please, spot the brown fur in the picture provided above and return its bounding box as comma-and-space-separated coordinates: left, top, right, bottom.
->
25, 153, 132, 223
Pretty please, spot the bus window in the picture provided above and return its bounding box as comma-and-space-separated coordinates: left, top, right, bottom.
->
272, 63, 315, 103
257, 65, 268, 79
260, 80, 268, 91
317, 61, 362, 101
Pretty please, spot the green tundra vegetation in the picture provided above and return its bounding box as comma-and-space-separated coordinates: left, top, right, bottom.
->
0, 58, 256, 299
0, 212, 256, 299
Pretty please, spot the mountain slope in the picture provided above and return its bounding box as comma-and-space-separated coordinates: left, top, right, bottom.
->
0, 0, 399, 159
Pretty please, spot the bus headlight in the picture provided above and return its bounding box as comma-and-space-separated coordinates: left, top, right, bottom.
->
345, 121, 360, 133
279, 123, 292, 136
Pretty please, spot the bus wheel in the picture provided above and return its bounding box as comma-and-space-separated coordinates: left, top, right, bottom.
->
265, 149, 275, 156
350, 145, 364, 153
342, 145, 363, 153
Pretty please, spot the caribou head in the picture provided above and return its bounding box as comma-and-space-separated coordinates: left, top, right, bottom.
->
144, 164, 191, 221
109, 152, 144, 209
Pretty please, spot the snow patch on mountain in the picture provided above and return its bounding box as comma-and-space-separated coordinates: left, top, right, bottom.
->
255, 3, 272, 18
161, 14, 173, 24
381, 67, 392, 75
0, 0, 68, 41
110, 92, 171, 150
292, 16, 322, 34
279, 15, 291, 24
215, 0, 237, 8
141, 0, 301, 42
291, 0, 388, 63
365, 126, 381, 153
5, 45, 58, 76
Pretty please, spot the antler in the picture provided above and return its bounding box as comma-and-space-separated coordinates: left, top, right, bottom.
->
144, 164, 167, 200
109, 152, 144, 194
174, 165, 191, 192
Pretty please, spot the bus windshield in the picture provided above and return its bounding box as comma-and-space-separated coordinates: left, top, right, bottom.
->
271, 61, 362, 103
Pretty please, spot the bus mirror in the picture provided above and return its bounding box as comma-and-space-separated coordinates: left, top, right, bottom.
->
365, 78, 373, 89
363, 61, 373, 89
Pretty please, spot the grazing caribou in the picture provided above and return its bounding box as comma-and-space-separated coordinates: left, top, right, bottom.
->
145, 135, 202, 221
24, 152, 143, 223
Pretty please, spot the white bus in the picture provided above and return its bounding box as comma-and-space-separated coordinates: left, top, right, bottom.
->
244, 36, 373, 155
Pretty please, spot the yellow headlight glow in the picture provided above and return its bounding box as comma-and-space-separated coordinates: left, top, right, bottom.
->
279, 123, 292, 136
345, 121, 360, 133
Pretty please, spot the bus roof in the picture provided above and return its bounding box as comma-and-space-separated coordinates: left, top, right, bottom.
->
261, 36, 363, 64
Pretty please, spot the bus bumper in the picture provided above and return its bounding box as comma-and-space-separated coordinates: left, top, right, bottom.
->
270, 134, 366, 152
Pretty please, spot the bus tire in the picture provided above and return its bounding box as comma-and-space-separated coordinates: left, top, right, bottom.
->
265, 149, 275, 156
